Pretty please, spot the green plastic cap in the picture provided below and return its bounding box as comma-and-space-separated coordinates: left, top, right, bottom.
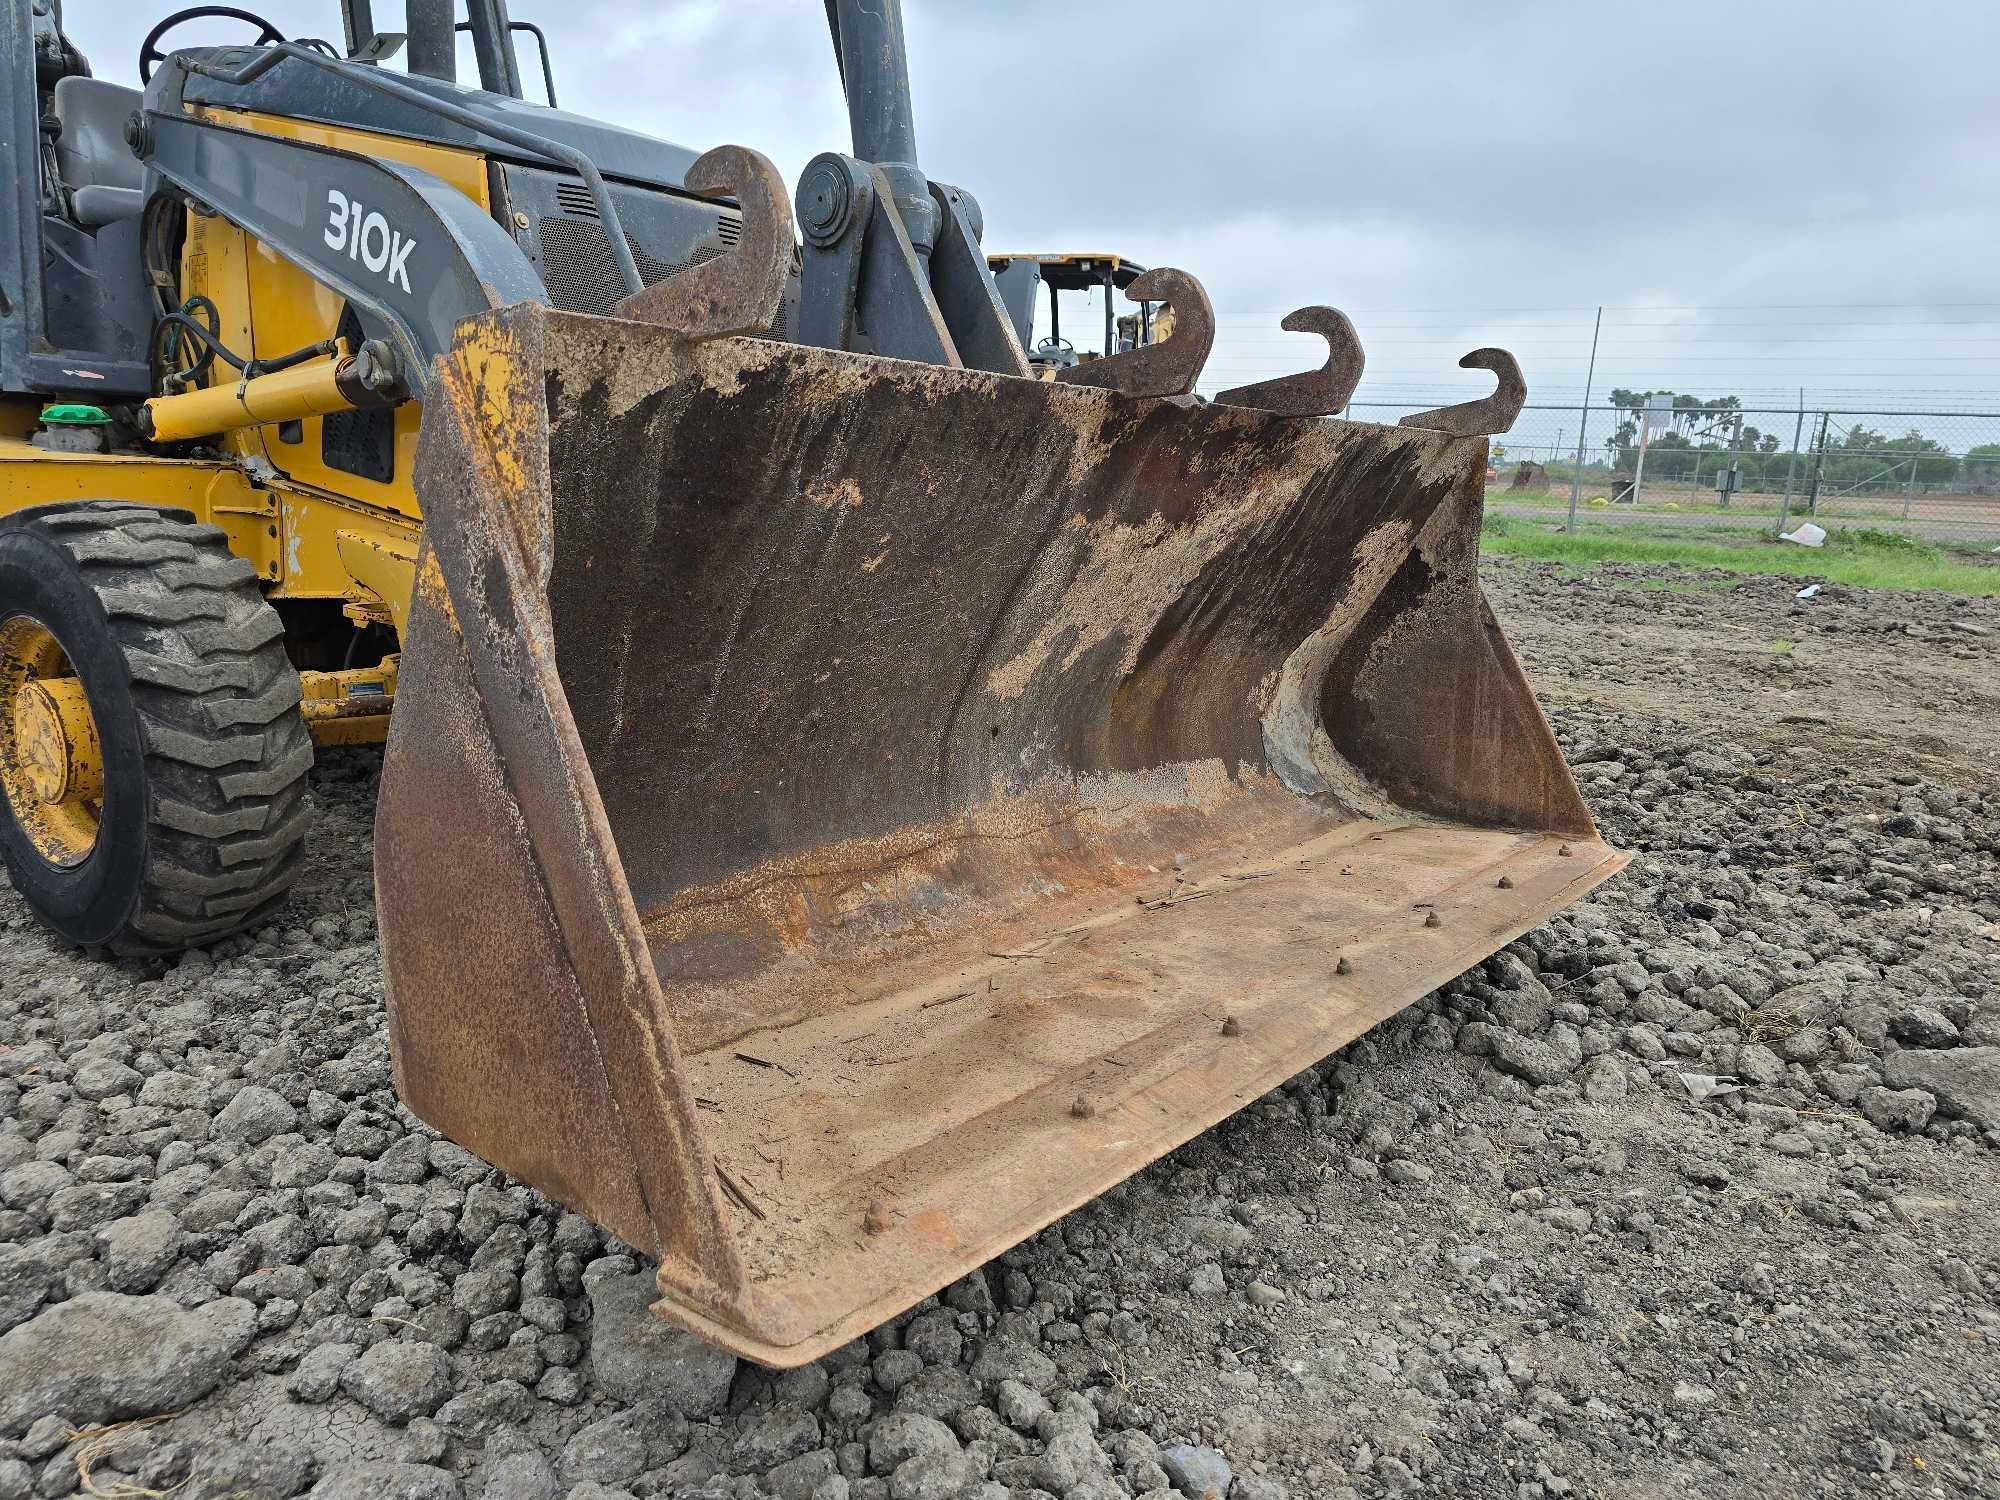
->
41, 403, 112, 426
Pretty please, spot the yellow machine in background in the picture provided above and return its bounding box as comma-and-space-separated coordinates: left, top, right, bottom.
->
986, 251, 1173, 373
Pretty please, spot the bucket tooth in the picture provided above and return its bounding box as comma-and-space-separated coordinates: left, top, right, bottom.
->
614, 144, 794, 338
1399, 348, 1528, 436
1053, 266, 1214, 397
378, 302, 1625, 1366
1215, 306, 1365, 417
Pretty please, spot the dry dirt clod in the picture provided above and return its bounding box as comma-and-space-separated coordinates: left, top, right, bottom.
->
1220, 1016, 1244, 1037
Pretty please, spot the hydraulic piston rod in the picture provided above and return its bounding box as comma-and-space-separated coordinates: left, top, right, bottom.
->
140, 341, 398, 442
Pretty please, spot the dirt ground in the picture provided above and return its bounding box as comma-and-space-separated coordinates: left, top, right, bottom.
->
1, 557, 1998, 1500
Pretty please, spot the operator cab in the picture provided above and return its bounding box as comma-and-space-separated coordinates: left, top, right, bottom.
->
29, 3, 142, 233
34, 3, 561, 236
12, 2, 563, 395
3, 3, 737, 403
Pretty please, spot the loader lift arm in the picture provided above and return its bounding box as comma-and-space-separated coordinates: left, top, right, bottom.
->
142, 107, 544, 395
138, 43, 589, 397
141, 0, 1035, 387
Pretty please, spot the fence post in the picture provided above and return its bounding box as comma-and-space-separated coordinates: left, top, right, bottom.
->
1902, 455, 1919, 521
1565, 306, 1602, 533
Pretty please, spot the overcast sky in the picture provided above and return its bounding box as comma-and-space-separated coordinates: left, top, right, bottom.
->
61, 1, 2000, 447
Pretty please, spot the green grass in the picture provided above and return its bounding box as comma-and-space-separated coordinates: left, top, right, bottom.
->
1486, 490, 1910, 523
1480, 516, 2000, 597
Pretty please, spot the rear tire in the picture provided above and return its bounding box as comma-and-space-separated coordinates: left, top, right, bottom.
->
0, 502, 312, 954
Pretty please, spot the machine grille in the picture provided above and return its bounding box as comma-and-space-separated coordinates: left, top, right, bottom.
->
506, 163, 782, 330
535, 215, 740, 318
536, 217, 691, 316
555, 181, 598, 217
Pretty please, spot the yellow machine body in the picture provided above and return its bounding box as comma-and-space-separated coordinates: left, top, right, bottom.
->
0, 107, 472, 741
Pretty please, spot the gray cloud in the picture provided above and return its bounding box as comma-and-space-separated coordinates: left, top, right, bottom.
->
59, 1, 2000, 409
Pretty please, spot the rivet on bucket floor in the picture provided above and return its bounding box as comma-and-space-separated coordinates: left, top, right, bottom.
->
1221, 1016, 1243, 1037
1424, 910, 1443, 928
1069, 1096, 1096, 1119
1335, 956, 1353, 976
1496, 874, 1515, 890
863, 1200, 891, 1235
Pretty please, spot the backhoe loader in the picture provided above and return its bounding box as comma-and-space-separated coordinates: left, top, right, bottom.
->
0, 0, 1625, 1365
986, 251, 1166, 372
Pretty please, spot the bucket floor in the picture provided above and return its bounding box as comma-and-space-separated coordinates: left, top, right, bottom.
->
655, 818, 1626, 1363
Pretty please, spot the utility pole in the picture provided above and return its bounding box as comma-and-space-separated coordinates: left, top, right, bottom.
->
1775, 388, 1805, 536
1805, 411, 1831, 517
1719, 412, 1743, 508
1632, 395, 1669, 508
1565, 306, 1602, 532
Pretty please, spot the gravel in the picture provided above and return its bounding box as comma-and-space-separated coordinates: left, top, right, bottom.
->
0, 558, 1996, 1497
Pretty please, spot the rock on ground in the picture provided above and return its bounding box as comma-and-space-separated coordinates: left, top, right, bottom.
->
0, 1292, 252, 1434
338, 1340, 454, 1424
308, 1461, 462, 1499
1883, 1046, 2000, 1128
585, 1270, 737, 1415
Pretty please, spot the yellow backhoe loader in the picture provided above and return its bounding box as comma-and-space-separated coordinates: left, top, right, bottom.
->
986, 252, 1170, 373
0, 0, 1624, 1365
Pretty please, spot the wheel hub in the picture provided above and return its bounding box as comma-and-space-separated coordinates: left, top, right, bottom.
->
0, 616, 102, 865
14, 676, 102, 806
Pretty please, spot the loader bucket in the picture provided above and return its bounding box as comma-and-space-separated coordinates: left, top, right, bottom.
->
376, 303, 1627, 1366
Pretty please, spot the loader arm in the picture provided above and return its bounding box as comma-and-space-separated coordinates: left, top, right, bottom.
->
139, 54, 553, 398
141, 7, 1034, 390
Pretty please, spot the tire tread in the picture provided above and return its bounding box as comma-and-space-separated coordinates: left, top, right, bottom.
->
5, 502, 313, 954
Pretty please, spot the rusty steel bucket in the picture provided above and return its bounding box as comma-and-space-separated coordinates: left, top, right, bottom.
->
374, 303, 1627, 1366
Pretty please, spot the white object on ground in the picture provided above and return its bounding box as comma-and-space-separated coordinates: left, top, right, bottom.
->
1678, 1073, 1742, 1102
1780, 522, 1826, 548
1795, 583, 1822, 601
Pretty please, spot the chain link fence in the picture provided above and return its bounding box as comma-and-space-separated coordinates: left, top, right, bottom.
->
1341, 402, 2000, 545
